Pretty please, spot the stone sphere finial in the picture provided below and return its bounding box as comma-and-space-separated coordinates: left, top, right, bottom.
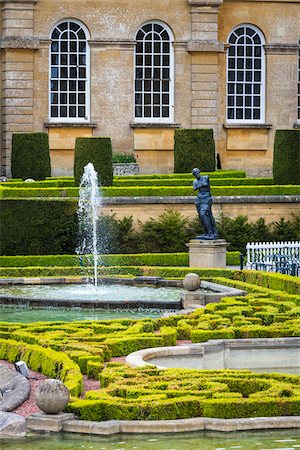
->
183, 273, 201, 291
35, 379, 69, 415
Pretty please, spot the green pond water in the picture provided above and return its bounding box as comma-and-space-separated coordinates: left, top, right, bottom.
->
0, 306, 175, 323
0, 284, 182, 302
1, 429, 300, 449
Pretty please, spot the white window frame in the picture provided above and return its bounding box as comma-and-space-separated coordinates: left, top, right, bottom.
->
134, 20, 174, 124
226, 24, 266, 125
49, 18, 90, 123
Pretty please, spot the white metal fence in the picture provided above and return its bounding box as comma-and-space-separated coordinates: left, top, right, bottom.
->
246, 241, 300, 275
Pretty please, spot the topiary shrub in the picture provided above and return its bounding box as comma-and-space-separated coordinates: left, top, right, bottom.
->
174, 129, 216, 173
74, 137, 113, 186
11, 133, 51, 180
273, 130, 300, 185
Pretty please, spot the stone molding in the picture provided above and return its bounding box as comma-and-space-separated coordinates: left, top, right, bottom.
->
26, 411, 300, 434
0, 0, 37, 3
99, 195, 300, 205
89, 40, 135, 50
0, 36, 39, 49
187, 40, 224, 52
130, 122, 181, 129
188, 0, 223, 6
264, 44, 300, 54
44, 122, 97, 129
223, 124, 272, 129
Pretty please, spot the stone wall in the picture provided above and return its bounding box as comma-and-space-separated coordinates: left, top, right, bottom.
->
101, 196, 300, 227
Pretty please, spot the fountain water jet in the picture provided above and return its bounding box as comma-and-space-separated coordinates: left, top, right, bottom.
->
76, 163, 102, 287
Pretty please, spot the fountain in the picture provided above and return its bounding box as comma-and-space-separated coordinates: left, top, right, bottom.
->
76, 162, 102, 286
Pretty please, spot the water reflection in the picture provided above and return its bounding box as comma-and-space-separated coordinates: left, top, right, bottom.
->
1, 430, 300, 450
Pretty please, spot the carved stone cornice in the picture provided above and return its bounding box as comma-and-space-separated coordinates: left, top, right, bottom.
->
188, 0, 223, 5
0, 36, 39, 49
187, 40, 224, 52
89, 40, 135, 50
264, 44, 300, 55
0, 0, 38, 4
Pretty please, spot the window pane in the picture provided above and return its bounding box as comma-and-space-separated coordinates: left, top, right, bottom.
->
144, 80, 151, 91
70, 93, 76, 104
51, 106, 58, 117
153, 106, 160, 117
144, 93, 151, 105
51, 93, 58, 104
153, 94, 160, 105
51, 54, 59, 65
245, 109, 251, 119
162, 106, 169, 117
51, 67, 59, 78
69, 106, 76, 117
51, 42, 59, 52
236, 108, 243, 119
60, 41, 67, 52
60, 93, 67, 105
136, 55, 143, 66
70, 41, 77, 52
60, 106, 67, 117
144, 106, 151, 117
79, 67, 86, 78
78, 106, 85, 117
135, 80, 142, 92
51, 80, 58, 91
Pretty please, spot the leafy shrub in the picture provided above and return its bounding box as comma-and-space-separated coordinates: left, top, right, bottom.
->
112, 153, 136, 163
174, 128, 216, 173
273, 130, 300, 185
137, 211, 190, 253
74, 137, 113, 186
11, 133, 51, 180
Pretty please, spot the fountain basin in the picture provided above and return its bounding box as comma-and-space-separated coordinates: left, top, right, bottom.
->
0, 276, 245, 310
126, 337, 300, 374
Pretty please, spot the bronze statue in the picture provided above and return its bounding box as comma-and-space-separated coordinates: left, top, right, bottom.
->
192, 168, 218, 240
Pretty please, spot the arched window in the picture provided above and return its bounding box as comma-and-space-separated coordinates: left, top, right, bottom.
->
134, 21, 174, 122
49, 19, 90, 122
226, 24, 265, 123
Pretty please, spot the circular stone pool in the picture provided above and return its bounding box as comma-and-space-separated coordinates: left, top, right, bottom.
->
126, 337, 300, 375
0, 283, 183, 308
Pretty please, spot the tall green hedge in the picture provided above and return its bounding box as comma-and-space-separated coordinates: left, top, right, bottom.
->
273, 130, 300, 185
11, 133, 51, 180
174, 129, 216, 173
74, 137, 113, 186
0, 199, 77, 255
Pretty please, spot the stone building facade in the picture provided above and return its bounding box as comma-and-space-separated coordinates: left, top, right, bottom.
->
0, 0, 299, 177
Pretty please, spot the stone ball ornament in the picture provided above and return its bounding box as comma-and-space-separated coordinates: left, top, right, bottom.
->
35, 379, 70, 414
183, 273, 201, 291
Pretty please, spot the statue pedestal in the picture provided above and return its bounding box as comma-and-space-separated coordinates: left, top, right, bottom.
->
186, 239, 229, 268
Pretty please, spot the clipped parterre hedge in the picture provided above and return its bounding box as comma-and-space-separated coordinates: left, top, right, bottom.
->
1, 185, 298, 199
